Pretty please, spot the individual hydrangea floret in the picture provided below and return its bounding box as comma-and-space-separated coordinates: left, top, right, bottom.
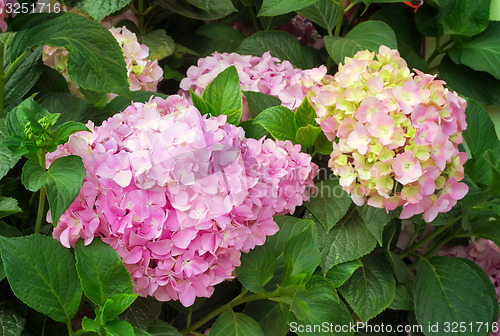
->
47, 96, 317, 307
439, 239, 500, 335
313, 46, 468, 222
42, 26, 163, 96
179, 51, 330, 120
0, 0, 19, 32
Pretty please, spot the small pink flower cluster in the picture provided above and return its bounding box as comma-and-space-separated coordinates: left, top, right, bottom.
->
439, 239, 500, 335
315, 46, 468, 222
179, 51, 329, 120
0, 0, 19, 32
42, 26, 163, 96
48, 96, 317, 306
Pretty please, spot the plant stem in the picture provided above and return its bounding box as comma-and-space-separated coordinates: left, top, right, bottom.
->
66, 322, 75, 336
35, 150, 47, 235
138, 0, 145, 35
247, 4, 260, 32
181, 290, 268, 335
4, 49, 29, 81
399, 217, 460, 258
334, 0, 344, 37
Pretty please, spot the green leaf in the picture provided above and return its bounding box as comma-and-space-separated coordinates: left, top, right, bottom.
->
104, 319, 135, 336
119, 297, 162, 330
0, 197, 21, 219
298, 0, 338, 34
389, 282, 412, 311
209, 311, 265, 336
0, 307, 26, 336
61, 0, 132, 22
293, 279, 353, 336
4, 48, 43, 112
236, 243, 277, 293
202, 66, 242, 125
0, 144, 19, 180
196, 23, 245, 53
282, 225, 321, 286
339, 253, 396, 322
314, 211, 377, 273
39, 93, 106, 125
101, 293, 138, 321
52, 121, 89, 146
449, 22, 500, 80
325, 21, 397, 64
5, 97, 49, 136
415, 4, 440, 37
415, 256, 498, 335
268, 216, 315, 254
463, 99, 499, 159
147, 321, 181, 336
440, 0, 490, 36
324, 259, 362, 288
238, 31, 315, 69
439, 56, 500, 105
75, 238, 134, 307
82, 316, 102, 334
314, 132, 333, 155
22, 155, 85, 225
358, 204, 391, 245
371, 6, 427, 71
142, 30, 175, 60
474, 221, 500, 247
295, 125, 321, 151
294, 96, 316, 129
0, 235, 82, 322
254, 106, 297, 142
190, 89, 216, 116
0, 221, 22, 237
304, 179, 352, 231
258, 0, 319, 16
239, 120, 268, 140
243, 301, 290, 336
10, 13, 129, 94
243, 91, 281, 119
156, 0, 236, 20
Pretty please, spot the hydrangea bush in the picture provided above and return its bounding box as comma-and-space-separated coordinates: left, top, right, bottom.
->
0, 1, 499, 335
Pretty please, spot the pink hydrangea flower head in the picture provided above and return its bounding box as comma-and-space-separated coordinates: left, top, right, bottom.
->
47, 96, 317, 307
179, 52, 332, 121
316, 46, 468, 222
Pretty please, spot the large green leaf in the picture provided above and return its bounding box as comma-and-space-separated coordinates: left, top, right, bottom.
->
61, 0, 132, 22
304, 179, 352, 231
259, 0, 319, 17
119, 297, 162, 330
10, 13, 129, 94
415, 256, 498, 336
254, 106, 297, 142
439, 57, 500, 105
463, 99, 499, 159
282, 225, 321, 286
0, 197, 21, 219
243, 91, 281, 119
243, 301, 290, 336
292, 279, 353, 336
21, 155, 86, 225
0, 308, 26, 336
202, 66, 242, 125
238, 31, 315, 69
295, 125, 321, 151
440, 0, 490, 36
0, 144, 19, 180
294, 97, 317, 129
147, 320, 181, 336
39, 93, 107, 125
325, 21, 397, 64
313, 211, 377, 273
209, 311, 265, 336
5, 97, 49, 136
196, 23, 245, 54
75, 238, 134, 307
156, 0, 236, 20
324, 259, 362, 288
298, 0, 338, 35
4, 48, 43, 112
358, 204, 391, 246
474, 221, 500, 247
449, 22, 500, 80
101, 293, 138, 321
339, 253, 396, 322
236, 243, 277, 293
0, 235, 82, 322
103, 319, 135, 336
141, 30, 175, 60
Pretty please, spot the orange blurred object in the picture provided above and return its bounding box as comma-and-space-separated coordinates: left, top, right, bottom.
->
403, 0, 424, 12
